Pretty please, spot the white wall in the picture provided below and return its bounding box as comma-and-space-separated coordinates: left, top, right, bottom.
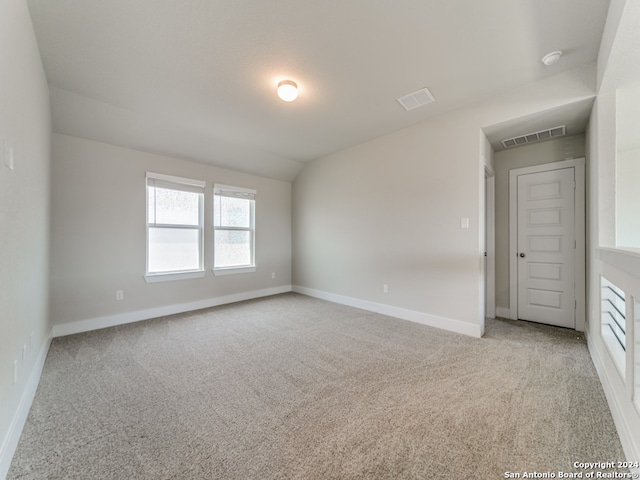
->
616, 148, 640, 248
293, 64, 596, 338
493, 135, 586, 313
615, 83, 640, 249
0, 0, 52, 476
482, 134, 495, 172
585, 0, 640, 465
293, 120, 483, 336
50, 134, 292, 333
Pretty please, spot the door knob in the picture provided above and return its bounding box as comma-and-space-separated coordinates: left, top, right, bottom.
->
519, 252, 526, 258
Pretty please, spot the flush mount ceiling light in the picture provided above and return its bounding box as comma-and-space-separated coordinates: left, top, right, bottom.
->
541, 50, 563, 66
277, 80, 298, 102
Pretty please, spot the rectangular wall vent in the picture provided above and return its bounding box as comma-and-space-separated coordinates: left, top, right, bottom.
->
397, 87, 435, 111
501, 125, 566, 148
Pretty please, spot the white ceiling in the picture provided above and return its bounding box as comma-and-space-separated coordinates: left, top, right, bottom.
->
26, 0, 610, 181
483, 98, 595, 152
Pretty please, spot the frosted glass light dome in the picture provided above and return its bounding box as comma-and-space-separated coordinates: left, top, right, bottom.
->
277, 80, 298, 102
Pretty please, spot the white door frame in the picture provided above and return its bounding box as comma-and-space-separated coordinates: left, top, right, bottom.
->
508, 158, 586, 331
485, 167, 496, 319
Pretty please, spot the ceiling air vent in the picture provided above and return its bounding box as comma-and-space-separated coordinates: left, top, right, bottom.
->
397, 87, 435, 111
501, 125, 566, 148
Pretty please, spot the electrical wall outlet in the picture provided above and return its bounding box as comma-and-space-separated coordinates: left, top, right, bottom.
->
116, 290, 124, 301
383, 284, 389, 294
271, 272, 276, 279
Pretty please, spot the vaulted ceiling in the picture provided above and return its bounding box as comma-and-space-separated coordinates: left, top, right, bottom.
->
27, 0, 610, 181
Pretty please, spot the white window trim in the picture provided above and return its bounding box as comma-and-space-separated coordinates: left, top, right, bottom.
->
214, 183, 256, 196
213, 184, 256, 275
147, 172, 206, 189
213, 266, 257, 276
145, 172, 206, 281
144, 270, 206, 283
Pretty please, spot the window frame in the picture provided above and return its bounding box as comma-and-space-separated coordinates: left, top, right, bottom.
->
213, 184, 256, 276
144, 172, 206, 283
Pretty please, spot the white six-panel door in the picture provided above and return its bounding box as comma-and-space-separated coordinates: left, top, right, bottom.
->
516, 167, 576, 328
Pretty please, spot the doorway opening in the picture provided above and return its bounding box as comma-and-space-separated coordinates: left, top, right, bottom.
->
508, 159, 586, 330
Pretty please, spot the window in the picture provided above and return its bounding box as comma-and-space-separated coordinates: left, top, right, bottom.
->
213, 184, 256, 274
601, 276, 626, 378
146, 173, 205, 281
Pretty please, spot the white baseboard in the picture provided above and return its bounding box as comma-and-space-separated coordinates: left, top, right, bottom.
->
293, 285, 482, 338
52, 285, 292, 338
586, 331, 640, 469
495, 307, 511, 319
0, 333, 52, 480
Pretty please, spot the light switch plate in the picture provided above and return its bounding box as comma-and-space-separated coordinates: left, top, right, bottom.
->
461, 217, 470, 229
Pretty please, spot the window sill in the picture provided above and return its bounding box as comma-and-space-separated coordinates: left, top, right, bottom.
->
213, 266, 256, 276
597, 247, 640, 281
612, 246, 640, 255
144, 270, 205, 283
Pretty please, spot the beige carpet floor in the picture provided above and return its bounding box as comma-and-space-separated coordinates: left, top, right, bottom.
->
8, 293, 626, 479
